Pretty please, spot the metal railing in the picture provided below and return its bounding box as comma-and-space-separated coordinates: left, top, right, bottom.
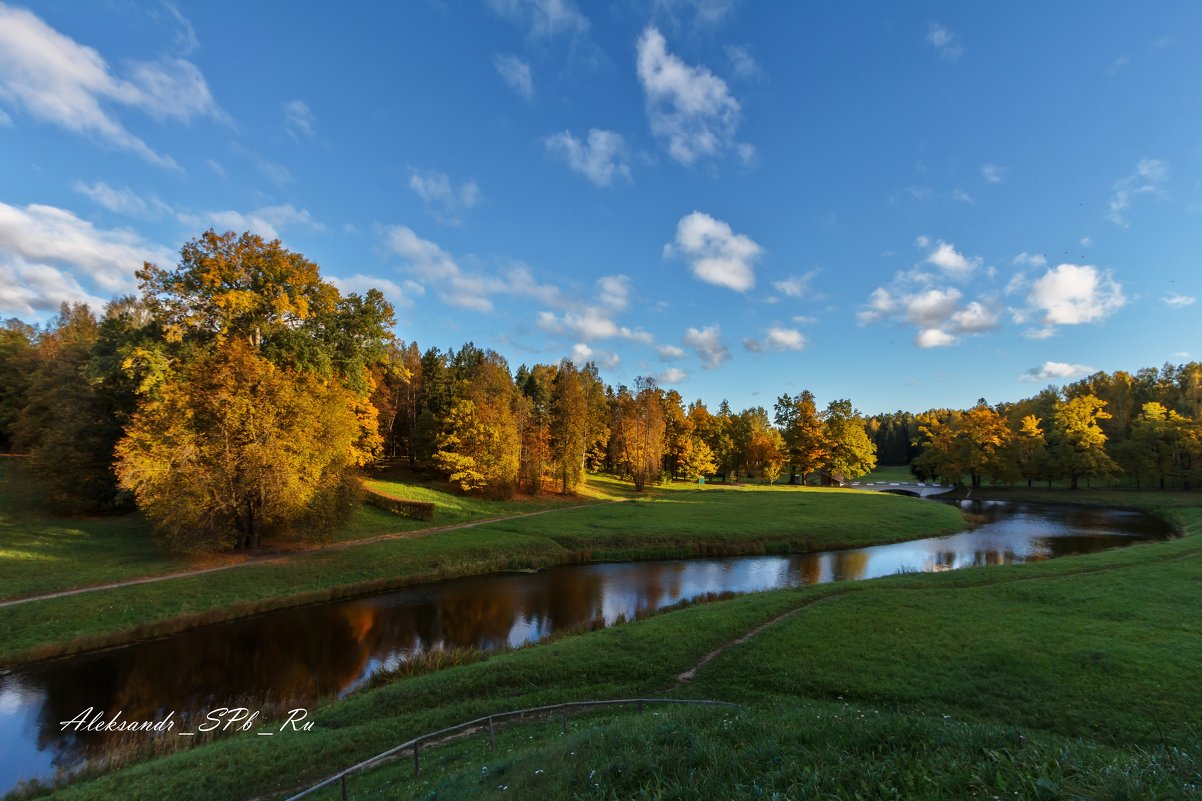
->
283, 697, 738, 801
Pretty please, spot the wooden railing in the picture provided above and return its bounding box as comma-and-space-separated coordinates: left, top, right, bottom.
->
283, 697, 738, 801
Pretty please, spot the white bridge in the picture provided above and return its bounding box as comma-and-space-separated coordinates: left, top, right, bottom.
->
850, 481, 956, 498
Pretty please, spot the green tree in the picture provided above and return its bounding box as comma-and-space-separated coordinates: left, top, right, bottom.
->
549, 360, 589, 494
613, 377, 665, 491
822, 399, 877, 481
775, 390, 828, 484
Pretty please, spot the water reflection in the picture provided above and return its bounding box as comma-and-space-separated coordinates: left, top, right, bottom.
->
0, 500, 1170, 794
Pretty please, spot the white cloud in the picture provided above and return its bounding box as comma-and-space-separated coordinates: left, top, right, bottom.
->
919, 237, 980, 279
683, 324, 729, 368
487, 0, 588, 38
947, 301, 999, 334
1164, 293, 1196, 308
903, 287, 962, 328
856, 287, 896, 325
657, 367, 687, 384
493, 54, 534, 101
664, 211, 761, 292
951, 188, 975, 204
408, 169, 482, 225
1107, 158, 1169, 227
0, 108, 12, 127
0, 201, 174, 316
925, 22, 963, 61
1022, 326, 1056, 340
282, 99, 316, 139
981, 163, 1006, 183
0, 5, 224, 168
915, 328, 956, 348
328, 274, 415, 310
72, 181, 153, 217
725, 44, 758, 78
597, 274, 632, 309
636, 26, 746, 165
1013, 252, 1047, 267
753, 326, 806, 352
545, 129, 631, 187
570, 342, 593, 364
1080, 237, 1093, 248
1020, 361, 1095, 383
771, 271, 816, 299
657, 344, 685, 360
1028, 263, 1126, 326
382, 226, 559, 313
791, 315, 817, 325
179, 204, 322, 241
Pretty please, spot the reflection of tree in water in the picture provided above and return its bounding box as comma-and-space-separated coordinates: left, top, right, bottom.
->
414, 579, 521, 648
28, 602, 373, 770
830, 550, 869, 582
969, 550, 1017, 567
520, 569, 607, 632
792, 553, 824, 585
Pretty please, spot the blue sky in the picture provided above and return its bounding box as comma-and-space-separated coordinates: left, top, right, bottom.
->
1, 1, 1200, 415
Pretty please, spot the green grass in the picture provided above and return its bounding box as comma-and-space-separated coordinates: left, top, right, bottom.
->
859, 464, 918, 484
0, 480, 963, 665
0, 460, 186, 600
28, 498, 1202, 800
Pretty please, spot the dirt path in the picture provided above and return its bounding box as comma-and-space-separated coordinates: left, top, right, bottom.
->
0, 500, 619, 609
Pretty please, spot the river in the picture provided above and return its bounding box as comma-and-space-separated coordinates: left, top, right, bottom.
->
0, 499, 1171, 796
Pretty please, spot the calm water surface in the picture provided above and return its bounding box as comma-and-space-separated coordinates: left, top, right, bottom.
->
0, 499, 1171, 794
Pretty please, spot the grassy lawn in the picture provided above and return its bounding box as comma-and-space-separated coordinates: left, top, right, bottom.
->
32, 495, 1202, 800
0, 462, 634, 600
858, 464, 918, 484
0, 480, 963, 665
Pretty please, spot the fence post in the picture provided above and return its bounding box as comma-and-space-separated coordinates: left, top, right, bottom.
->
638, 700, 644, 714
560, 706, 567, 734
340, 774, 348, 801
488, 716, 494, 750
413, 742, 420, 777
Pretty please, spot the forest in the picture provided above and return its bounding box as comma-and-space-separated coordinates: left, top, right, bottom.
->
2, 231, 1200, 553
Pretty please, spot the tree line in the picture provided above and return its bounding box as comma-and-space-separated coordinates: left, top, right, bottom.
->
868, 362, 1202, 490
0, 232, 879, 551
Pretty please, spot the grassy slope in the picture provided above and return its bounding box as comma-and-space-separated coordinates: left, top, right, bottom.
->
0, 481, 963, 665
34, 501, 1202, 800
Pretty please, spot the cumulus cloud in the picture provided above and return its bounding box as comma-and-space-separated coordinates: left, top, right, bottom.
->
915, 328, 956, 348
1020, 361, 1095, 383
771, 271, 816, 299
1107, 158, 1169, 227
488, 0, 589, 38
657, 344, 685, 360
0, 4, 223, 168
683, 324, 729, 368
657, 367, 687, 384
636, 26, 746, 165
407, 169, 482, 225
597, 274, 632, 309
745, 326, 806, 353
0, 201, 174, 316
382, 225, 559, 312
282, 99, 316, 139
493, 54, 534, 101
178, 204, 323, 241
916, 236, 980, 279
1164, 293, 1196, 308
328, 274, 415, 310
664, 211, 761, 292
545, 129, 631, 187
947, 301, 999, 333
1027, 263, 1126, 326
925, 22, 963, 60
1013, 252, 1047, 267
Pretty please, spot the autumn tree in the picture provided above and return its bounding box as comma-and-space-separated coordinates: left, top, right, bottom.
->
1048, 394, 1117, 489
433, 347, 521, 497
612, 377, 665, 490
116, 231, 393, 549
118, 341, 364, 550
775, 390, 828, 484
549, 360, 589, 494
1012, 414, 1047, 488
822, 399, 877, 481
0, 319, 36, 452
